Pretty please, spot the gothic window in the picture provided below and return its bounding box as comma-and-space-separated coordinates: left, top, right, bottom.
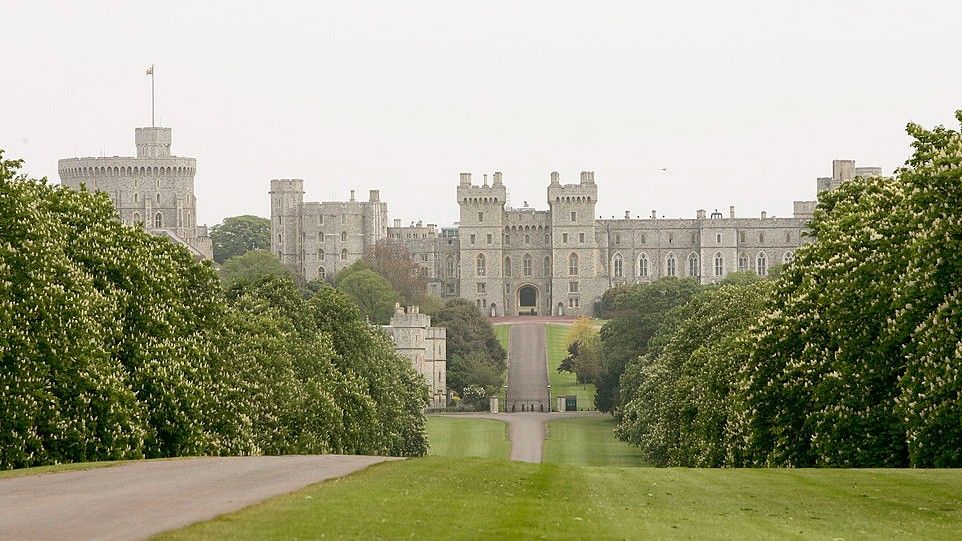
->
154, 212, 163, 228
783, 251, 795, 264
340, 248, 348, 261
341, 231, 347, 242
504, 256, 512, 277
714, 252, 724, 276
477, 254, 486, 277
445, 255, 456, 277
638, 253, 649, 278
666, 253, 677, 277
544, 256, 551, 277
568, 253, 579, 276
318, 266, 326, 280
505, 234, 510, 245
688, 253, 699, 277
756, 252, 768, 276
156, 193, 161, 204
318, 249, 325, 260
525, 234, 531, 244
613, 253, 624, 278
523, 254, 532, 276
738, 253, 749, 271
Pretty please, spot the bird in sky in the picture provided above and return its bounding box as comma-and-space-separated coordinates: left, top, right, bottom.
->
659, 167, 670, 173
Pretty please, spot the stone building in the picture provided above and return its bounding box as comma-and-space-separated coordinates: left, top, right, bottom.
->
273, 159, 876, 317
382, 305, 447, 408
58, 127, 213, 260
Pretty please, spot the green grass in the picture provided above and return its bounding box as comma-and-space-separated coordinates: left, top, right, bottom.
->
0, 460, 121, 479
544, 416, 649, 467
426, 416, 509, 459
158, 457, 962, 540
546, 324, 595, 411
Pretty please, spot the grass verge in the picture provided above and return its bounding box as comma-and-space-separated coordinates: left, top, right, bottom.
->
546, 324, 595, 410
0, 460, 120, 479
543, 416, 649, 467
427, 416, 509, 459
157, 457, 962, 540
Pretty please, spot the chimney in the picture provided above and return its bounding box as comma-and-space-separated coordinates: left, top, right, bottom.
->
483, 174, 489, 186
493, 172, 503, 186
729, 205, 736, 219
459, 172, 471, 186
349, 189, 356, 202
651, 210, 657, 219
369, 189, 380, 202
550, 171, 560, 184
625, 210, 631, 219
697, 209, 706, 219
393, 218, 401, 227
761, 210, 767, 219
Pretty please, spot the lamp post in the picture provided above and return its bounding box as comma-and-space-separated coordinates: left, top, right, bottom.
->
546, 383, 551, 412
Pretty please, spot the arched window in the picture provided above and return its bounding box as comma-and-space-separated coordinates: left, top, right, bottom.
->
523, 254, 532, 276
666, 253, 676, 277
524, 234, 531, 244
544, 234, 550, 244
504, 256, 512, 277
714, 252, 724, 276
783, 251, 794, 264
688, 253, 699, 277
738, 253, 749, 271
132, 212, 141, 225
318, 232, 324, 242
716, 233, 722, 244
341, 231, 347, 242
613, 253, 623, 277
318, 249, 325, 260
756, 252, 768, 276
155, 193, 161, 204
445, 255, 456, 277
544, 256, 551, 277
477, 254, 486, 276
568, 253, 579, 276
638, 254, 649, 278
340, 248, 348, 261
154, 212, 163, 228
318, 266, 326, 280
134, 193, 139, 203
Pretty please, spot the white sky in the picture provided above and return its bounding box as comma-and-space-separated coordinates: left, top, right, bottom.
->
3, 1, 960, 226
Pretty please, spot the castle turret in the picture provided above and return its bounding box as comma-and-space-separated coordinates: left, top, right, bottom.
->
269, 179, 305, 271
547, 171, 600, 316
457, 171, 508, 316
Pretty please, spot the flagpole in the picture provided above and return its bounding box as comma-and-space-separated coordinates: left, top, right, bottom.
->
150, 65, 155, 128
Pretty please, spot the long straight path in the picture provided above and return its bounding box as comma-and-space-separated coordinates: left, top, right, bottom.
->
505, 323, 550, 413
0, 455, 397, 540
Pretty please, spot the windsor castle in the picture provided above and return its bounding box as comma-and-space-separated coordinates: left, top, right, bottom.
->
271, 161, 880, 318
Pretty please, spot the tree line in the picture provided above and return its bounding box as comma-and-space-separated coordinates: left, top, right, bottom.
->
605, 112, 962, 467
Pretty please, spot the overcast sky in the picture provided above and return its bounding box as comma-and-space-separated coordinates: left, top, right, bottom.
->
3, 1, 960, 226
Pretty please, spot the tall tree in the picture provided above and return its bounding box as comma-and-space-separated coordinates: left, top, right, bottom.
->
209, 215, 271, 263
365, 241, 429, 306
431, 299, 507, 395
336, 268, 399, 324
218, 249, 292, 287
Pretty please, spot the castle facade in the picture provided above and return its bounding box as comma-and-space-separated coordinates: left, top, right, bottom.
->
382, 305, 447, 408
271, 160, 879, 317
58, 127, 213, 259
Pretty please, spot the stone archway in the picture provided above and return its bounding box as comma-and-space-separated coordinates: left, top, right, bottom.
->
517, 284, 539, 316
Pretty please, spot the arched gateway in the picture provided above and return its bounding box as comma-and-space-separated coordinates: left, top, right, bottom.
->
517, 284, 539, 316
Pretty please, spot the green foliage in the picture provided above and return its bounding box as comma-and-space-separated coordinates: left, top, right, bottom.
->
336, 269, 399, 324
218, 250, 292, 287
209, 215, 270, 263
595, 278, 702, 412
559, 317, 601, 384
0, 152, 428, 469
431, 299, 507, 396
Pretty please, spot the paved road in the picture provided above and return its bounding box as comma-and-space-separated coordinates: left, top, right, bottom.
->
505, 323, 550, 413
455, 412, 607, 463
0, 455, 398, 540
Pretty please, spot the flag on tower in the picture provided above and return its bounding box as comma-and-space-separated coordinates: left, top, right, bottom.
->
146, 65, 154, 75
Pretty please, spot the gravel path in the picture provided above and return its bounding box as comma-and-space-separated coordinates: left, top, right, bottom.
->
505, 323, 550, 413
455, 412, 606, 463
0, 454, 398, 540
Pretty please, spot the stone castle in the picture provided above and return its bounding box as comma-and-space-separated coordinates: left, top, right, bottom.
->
270, 160, 880, 317
382, 305, 447, 408
58, 127, 213, 259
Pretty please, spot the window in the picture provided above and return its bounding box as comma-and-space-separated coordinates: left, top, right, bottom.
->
738, 253, 749, 271
785, 231, 792, 242
445, 255, 455, 277
340, 248, 348, 261
614, 233, 621, 245
739, 231, 746, 243
487, 233, 492, 244
568, 297, 580, 308
714, 252, 724, 276
783, 251, 795, 264
716, 233, 722, 244
668, 233, 674, 244
688, 253, 699, 277
690, 232, 696, 244
666, 253, 677, 277
523, 254, 532, 276
579, 232, 585, 244
505, 235, 510, 245
638, 254, 649, 277
504, 256, 512, 277
319, 215, 324, 225
477, 282, 486, 294
568, 253, 579, 276
469, 234, 476, 244
134, 193, 139, 203
759, 232, 765, 243
318, 232, 325, 242
569, 281, 579, 293
154, 212, 163, 228
420, 253, 429, 262
318, 266, 326, 280
341, 231, 347, 242
132, 212, 141, 224
544, 234, 550, 244
525, 234, 530, 244
562, 233, 569, 244
544, 256, 551, 277
756, 252, 768, 276
318, 249, 325, 260
570, 211, 577, 222
156, 193, 161, 204
641, 233, 647, 243
613, 253, 624, 277
477, 254, 486, 276
478, 211, 484, 222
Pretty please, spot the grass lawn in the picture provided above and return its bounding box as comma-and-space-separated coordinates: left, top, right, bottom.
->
158, 457, 962, 540
426, 416, 510, 459
543, 416, 649, 467
546, 324, 595, 411
0, 460, 120, 479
